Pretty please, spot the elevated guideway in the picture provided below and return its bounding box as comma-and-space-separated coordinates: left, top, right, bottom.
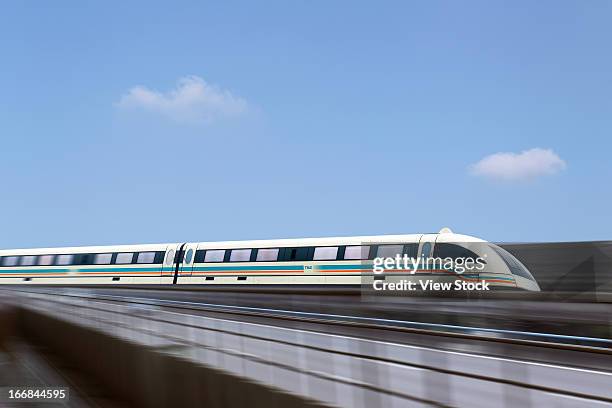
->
1, 288, 610, 408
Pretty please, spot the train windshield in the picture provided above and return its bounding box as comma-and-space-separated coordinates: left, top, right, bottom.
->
433, 243, 482, 260
489, 245, 536, 282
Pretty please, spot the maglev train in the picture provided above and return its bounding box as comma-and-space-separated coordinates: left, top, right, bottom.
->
0, 228, 540, 291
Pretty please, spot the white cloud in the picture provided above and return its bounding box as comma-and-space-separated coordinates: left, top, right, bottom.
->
470, 148, 566, 182
116, 75, 248, 123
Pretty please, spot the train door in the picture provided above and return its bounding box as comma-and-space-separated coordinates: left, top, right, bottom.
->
161, 244, 183, 284
177, 244, 196, 282
418, 234, 437, 272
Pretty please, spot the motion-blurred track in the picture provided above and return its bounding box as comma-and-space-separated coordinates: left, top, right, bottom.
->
9, 286, 612, 370
2, 287, 610, 408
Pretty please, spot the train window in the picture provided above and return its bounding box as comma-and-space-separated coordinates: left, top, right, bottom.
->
115, 252, 134, 264
165, 250, 175, 265
295, 247, 313, 261
279, 247, 313, 262
194, 250, 205, 263
136, 252, 156, 264
94, 253, 113, 264
229, 249, 251, 262
37, 255, 55, 266
420, 243, 432, 258
313, 246, 338, 260
344, 245, 370, 260
154, 251, 165, 264
55, 254, 73, 265
204, 250, 225, 263
433, 243, 481, 260
2, 256, 19, 267
376, 245, 404, 258
74, 254, 94, 265
184, 249, 194, 264
404, 243, 419, 258
490, 245, 535, 281
21, 255, 37, 266
256, 248, 279, 261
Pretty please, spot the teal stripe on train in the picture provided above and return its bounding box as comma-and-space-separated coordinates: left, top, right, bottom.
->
191, 265, 304, 272
0, 263, 516, 281
317, 264, 372, 270
0, 268, 72, 274
0, 267, 161, 274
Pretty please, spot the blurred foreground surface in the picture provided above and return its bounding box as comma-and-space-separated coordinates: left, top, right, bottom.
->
0, 288, 610, 408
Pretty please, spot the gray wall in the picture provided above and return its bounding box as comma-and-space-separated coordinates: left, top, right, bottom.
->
501, 242, 612, 295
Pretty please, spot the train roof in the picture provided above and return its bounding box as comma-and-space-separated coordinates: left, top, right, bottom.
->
0, 230, 486, 255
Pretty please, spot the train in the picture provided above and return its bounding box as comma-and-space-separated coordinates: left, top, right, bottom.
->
0, 228, 540, 291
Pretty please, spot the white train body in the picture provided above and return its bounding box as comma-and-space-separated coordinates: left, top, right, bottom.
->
0, 230, 540, 291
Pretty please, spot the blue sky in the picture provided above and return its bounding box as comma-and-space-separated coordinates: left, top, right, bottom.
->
1, 1, 611, 248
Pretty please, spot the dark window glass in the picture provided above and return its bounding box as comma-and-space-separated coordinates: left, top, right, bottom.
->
403, 243, 419, 258
184, 249, 194, 264
433, 243, 481, 260
279, 247, 313, 261
295, 247, 312, 261
194, 250, 206, 263
490, 245, 535, 281
154, 251, 165, 264
420, 243, 432, 258
73, 254, 94, 265
368, 246, 378, 260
